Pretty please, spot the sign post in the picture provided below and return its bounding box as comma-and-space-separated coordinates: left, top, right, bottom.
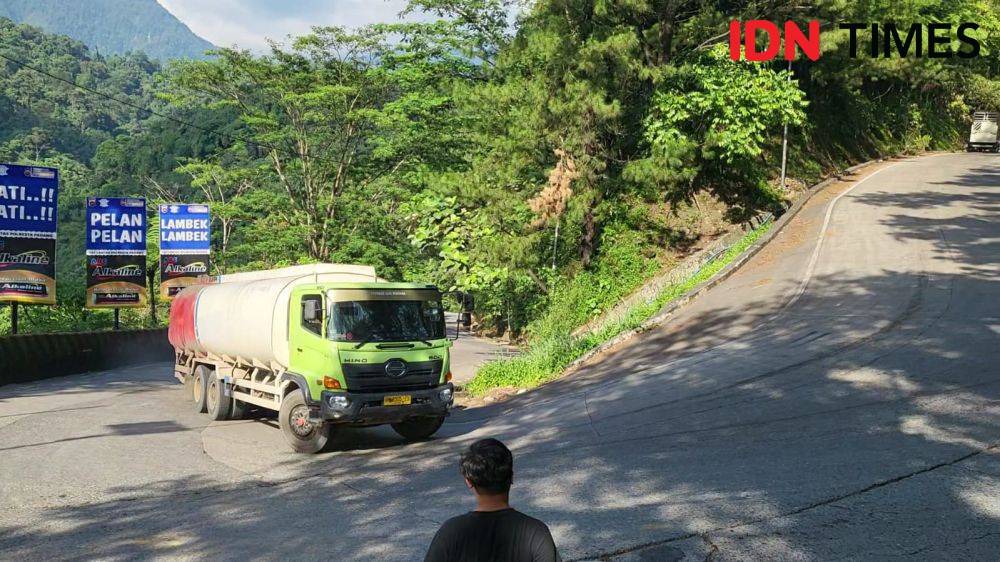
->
0, 163, 60, 335
146, 264, 157, 324
158, 204, 211, 300
85, 197, 148, 326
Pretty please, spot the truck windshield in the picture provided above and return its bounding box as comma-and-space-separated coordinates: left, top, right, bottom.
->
328, 299, 445, 343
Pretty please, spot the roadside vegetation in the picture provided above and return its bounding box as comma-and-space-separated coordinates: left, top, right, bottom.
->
1, 1, 998, 392
467, 222, 771, 395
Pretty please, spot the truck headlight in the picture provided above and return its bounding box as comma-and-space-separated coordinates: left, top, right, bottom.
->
327, 394, 350, 409
439, 387, 453, 402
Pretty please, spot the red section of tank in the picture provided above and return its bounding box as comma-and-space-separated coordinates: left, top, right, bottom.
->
168, 287, 204, 352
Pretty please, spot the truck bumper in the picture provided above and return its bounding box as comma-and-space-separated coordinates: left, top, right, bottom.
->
968, 142, 998, 151
317, 383, 454, 425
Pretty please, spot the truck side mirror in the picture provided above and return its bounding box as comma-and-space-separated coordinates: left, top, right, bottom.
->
303, 299, 321, 322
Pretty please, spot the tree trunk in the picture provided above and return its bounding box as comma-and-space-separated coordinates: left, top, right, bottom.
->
218, 217, 232, 274
526, 269, 549, 294
658, 1, 679, 65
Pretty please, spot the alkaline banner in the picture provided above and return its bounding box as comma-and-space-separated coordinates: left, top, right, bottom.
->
159, 203, 210, 299
85, 197, 147, 308
0, 164, 59, 304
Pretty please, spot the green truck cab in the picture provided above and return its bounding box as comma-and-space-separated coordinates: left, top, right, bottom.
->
285, 283, 455, 451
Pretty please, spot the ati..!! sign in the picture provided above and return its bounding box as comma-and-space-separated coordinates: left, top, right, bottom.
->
729, 21, 983, 61
0, 164, 59, 305
86, 197, 147, 308
159, 204, 211, 299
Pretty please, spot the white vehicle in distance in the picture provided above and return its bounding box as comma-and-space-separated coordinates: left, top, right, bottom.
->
967, 111, 999, 152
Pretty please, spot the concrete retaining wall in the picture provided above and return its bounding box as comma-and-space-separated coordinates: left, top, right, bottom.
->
0, 328, 172, 386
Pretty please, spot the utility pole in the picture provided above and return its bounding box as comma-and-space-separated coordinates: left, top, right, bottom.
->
10, 302, 18, 335
114, 308, 120, 331
551, 220, 560, 271
779, 59, 792, 191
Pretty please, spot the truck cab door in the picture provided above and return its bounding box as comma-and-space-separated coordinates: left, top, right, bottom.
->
290, 292, 335, 382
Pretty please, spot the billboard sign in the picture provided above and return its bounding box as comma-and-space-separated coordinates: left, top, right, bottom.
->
159, 203, 211, 299
86, 197, 147, 308
0, 164, 59, 304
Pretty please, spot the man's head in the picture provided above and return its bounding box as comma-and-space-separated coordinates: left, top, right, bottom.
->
460, 438, 513, 496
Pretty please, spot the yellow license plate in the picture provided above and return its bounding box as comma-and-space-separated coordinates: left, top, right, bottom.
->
383, 395, 412, 406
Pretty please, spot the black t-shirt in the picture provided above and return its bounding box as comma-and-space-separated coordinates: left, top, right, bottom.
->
424, 508, 559, 562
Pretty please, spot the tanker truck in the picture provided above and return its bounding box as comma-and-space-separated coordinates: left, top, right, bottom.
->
168, 264, 455, 453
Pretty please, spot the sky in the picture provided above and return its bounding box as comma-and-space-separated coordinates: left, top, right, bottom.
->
157, 0, 422, 52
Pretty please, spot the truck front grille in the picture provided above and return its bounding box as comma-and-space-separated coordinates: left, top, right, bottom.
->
342, 359, 442, 392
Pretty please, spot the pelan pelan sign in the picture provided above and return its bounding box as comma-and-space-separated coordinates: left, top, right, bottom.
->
85, 196, 147, 308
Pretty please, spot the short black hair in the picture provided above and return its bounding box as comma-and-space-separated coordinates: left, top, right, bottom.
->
460, 438, 513, 495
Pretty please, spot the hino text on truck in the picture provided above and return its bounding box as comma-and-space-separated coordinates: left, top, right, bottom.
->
168, 264, 455, 453
967, 111, 999, 152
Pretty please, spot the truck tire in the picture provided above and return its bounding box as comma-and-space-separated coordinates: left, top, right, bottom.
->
391, 416, 446, 441
206, 372, 231, 421
279, 391, 329, 454
192, 365, 211, 413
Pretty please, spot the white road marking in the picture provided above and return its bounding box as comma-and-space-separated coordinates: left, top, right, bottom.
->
784, 154, 953, 311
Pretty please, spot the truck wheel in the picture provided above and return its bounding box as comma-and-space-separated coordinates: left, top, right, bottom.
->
206, 372, 231, 421
279, 391, 329, 454
391, 416, 446, 441
192, 365, 210, 413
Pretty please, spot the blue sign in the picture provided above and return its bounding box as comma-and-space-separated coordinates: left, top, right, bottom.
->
86, 197, 146, 255
0, 164, 59, 239
159, 204, 211, 255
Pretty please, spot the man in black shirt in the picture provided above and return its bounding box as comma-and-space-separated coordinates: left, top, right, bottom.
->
425, 438, 559, 562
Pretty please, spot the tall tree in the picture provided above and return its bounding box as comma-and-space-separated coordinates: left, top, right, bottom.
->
166, 20, 484, 264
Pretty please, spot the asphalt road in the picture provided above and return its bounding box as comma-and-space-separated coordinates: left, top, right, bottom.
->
444, 311, 516, 385
1, 153, 997, 561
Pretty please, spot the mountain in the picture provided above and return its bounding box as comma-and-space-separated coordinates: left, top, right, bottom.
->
0, 18, 159, 161
0, 0, 214, 60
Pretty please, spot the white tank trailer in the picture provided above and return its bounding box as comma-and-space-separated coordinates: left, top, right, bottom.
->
176, 264, 382, 369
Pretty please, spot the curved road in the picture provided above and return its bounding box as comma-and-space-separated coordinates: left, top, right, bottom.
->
1, 153, 997, 560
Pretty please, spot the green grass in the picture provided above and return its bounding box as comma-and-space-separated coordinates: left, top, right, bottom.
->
465, 222, 773, 396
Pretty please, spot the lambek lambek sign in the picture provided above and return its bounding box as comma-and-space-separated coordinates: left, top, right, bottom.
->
159, 203, 211, 299
0, 164, 59, 305
86, 197, 147, 308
